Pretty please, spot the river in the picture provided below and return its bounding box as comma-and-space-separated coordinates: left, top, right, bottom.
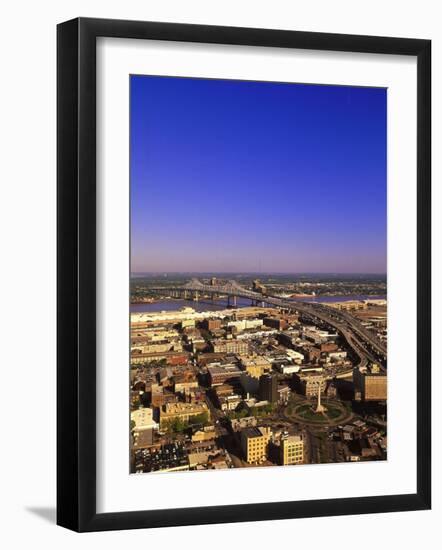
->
130, 294, 386, 313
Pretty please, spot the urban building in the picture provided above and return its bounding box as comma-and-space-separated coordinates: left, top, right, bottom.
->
279, 434, 304, 465
132, 428, 154, 449
131, 339, 183, 354
210, 339, 249, 355
173, 372, 198, 394
151, 386, 178, 408
230, 416, 257, 432
227, 319, 263, 332
294, 372, 326, 397
202, 318, 222, 331
320, 342, 338, 353
218, 394, 242, 411
191, 426, 217, 442
328, 351, 348, 361
327, 301, 368, 311
240, 426, 271, 464
353, 363, 387, 401
304, 346, 321, 363
159, 402, 209, 428
239, 355, 272, 378
207, 364, 242, 386
130, 350, 190, 366
285, 349, 304, 364
263, 317, 289, 330
277, 364, 300, 375
259, 373, 278, 403
278, 331, 299, 349
131, 407, 158, 432
240, 372, 260, 394
181, 318, 196, 329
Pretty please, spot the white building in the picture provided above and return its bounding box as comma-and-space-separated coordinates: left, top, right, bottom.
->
227, 319, 264, 332
131, 407, 158, 432
278, 364, 300, 375
285, 349, 304, 364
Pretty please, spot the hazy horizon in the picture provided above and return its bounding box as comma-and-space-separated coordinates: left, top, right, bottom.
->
131, 271, 387, 277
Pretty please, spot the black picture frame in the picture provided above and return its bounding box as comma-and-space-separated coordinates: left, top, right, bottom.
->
57, 17, 431, 532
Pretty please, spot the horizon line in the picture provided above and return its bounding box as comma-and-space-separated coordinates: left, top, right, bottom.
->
131, 271, 387, 276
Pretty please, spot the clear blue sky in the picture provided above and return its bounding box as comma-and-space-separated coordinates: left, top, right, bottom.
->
130, 75, 386, 274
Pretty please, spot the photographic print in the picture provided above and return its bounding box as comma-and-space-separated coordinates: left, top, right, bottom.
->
129, 75, 387, 475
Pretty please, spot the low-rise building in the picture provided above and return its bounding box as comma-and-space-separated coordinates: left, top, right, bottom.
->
191, 426, 216, 442
202, 318, 222, 331
218, 394, 243, 411
210, 339, 249, 355
285, 349, 304, 364
294, 372, 326, 397
151, 386, 178, 408
277, 364, 300, 375
207, 364, 242, 386
131, 339, 183, 355
181, 318, 196, 329
159, 402, 209, 428
353, 363, 387, 401
320, 342, 338, 353
278, 331, 299, 349
328, 301, 368, 311
230, 416, 257, 432
263, 317, 289, 330
328, 351, 348, 361
132, 427, 154, 449
227, 319, 263, 332
304, 346, 321, 363
240, 426, 271, 464
130, 350, 190, 366
131, 407, 159, 432
239, 355, 272, 378
173, 372, 198, 395
279, 434, 304, 465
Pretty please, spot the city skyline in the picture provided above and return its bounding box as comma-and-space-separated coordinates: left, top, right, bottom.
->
131, 76, 387, 274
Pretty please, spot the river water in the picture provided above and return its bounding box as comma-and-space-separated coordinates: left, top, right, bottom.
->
130, 295, 386, 313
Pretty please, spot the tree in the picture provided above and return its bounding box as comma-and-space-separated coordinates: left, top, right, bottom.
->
189, 412, 209, 427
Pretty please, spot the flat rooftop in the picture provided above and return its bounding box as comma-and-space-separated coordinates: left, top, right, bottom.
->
242, 427, 263, 439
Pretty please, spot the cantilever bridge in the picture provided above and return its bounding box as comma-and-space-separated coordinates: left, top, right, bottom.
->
148, 278, 387, 367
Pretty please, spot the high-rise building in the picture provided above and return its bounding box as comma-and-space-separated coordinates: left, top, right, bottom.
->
259, 373, 278, 403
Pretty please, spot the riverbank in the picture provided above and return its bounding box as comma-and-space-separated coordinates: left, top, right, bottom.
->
130, 294, 386, 313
